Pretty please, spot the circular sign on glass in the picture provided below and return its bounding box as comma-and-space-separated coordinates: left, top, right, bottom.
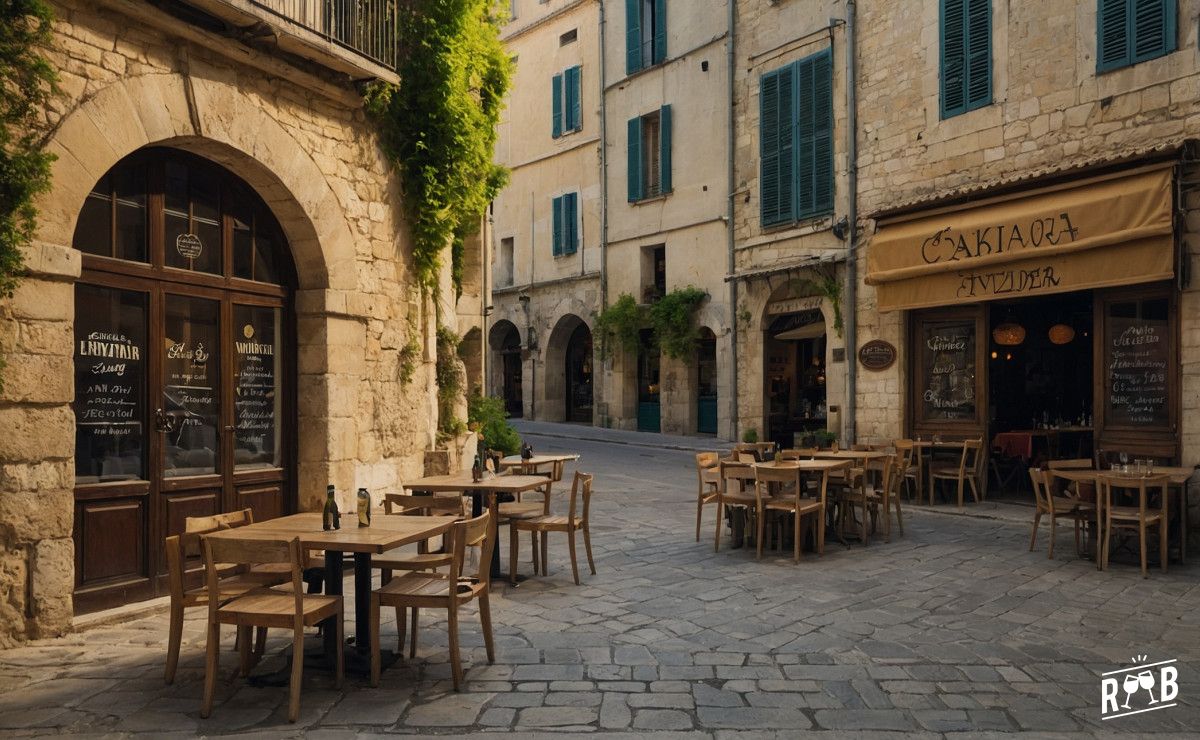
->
858, 339, 897, 371
175, 233, 203, 259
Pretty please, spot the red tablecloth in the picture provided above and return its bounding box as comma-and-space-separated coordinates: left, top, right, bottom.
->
992, 432, 1034, 460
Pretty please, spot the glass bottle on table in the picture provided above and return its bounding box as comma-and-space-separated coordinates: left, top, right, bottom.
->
322, 484, 340, 531
356, 488, 371, 528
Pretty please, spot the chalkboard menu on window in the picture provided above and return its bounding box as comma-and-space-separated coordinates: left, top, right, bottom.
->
163, 295, 220, 477
234, 305, 281, 469
1106, 302, 1170, 428
74, 285, 147, 483
920, 321, 976, 421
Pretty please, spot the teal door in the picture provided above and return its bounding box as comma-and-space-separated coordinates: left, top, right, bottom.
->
637, 330, 660, 432
696, 331, 717, 434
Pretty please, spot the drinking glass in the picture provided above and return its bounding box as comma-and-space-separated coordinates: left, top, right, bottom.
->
1110, 463, 1120, 472
1146, 459, 1155, 475
933, 434, 942, 444
1119, 451, 1129, 467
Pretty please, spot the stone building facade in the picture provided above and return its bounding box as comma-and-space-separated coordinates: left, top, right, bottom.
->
0, 0, 473, 644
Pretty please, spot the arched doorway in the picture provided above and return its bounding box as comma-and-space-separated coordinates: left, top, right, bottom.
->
696, 328, 718, 434
490, 320, 523, 417
564, 323, 594, 423
70, 147, 296, 612
765, 310, 827, 449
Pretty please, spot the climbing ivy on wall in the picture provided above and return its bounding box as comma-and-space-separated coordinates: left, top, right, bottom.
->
0, 0, 58, 389
364, 0, 512, 295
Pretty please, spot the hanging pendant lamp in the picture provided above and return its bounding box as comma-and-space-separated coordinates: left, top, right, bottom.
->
1048, 323, 1075, 345
992, 317, 1026, 346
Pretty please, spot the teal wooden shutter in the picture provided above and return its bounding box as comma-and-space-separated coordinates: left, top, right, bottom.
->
809, 52, 834, 216
627, 116, 643, 201
941, 0, 990, 117
1098, 0, 1130, 70
552, 73, 563, 138
659, 104, 672, 194
565, 193, 579, 254
652, 0, 667, 64
625, 0, 641, 73
1133, 0, 1176, 63
552, 195, 563, 256
759, 65, 795, 226
566, 66, 582, 131
965, 0, 991, 109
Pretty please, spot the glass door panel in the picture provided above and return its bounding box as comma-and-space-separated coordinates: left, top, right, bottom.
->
73, 285, 149, 483
162, 295, 220, 477
233, 304, 282, 469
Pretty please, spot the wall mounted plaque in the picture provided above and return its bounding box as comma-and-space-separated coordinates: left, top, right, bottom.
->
175, 233, 202, 259
859, 339, 897, 371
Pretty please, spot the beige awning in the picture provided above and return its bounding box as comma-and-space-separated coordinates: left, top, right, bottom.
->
774, 323, 826, 341
865, 163, 1175, 311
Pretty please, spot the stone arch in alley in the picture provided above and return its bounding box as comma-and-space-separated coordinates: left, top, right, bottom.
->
459, 327, 483, 397
543, 314, 594, 423
489, 319, 524, 418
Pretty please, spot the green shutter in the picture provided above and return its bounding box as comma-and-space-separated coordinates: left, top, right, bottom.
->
552, 195, 563, 256
759, 65, 795, 226
566, 66, 582, 131
653, 0, 667, 64
625, 0, 641, 74
1098, 0, 1130, 71
941, 0, 990, 117
566, 193, 579, 254
659, 104, 672, 194
552, 73, 563, 138
628, 116, 643, 202
965, 0, 991, 109
810, 52, 834, 216
1133, 0, 1176, 63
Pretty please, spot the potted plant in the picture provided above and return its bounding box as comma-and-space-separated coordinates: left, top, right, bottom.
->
741, 428, 759, 444
814, 430, 838, 450
798, 432, 817, 449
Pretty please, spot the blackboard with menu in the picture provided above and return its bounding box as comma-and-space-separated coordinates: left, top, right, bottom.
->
1107, 316, 1169, 427
920, 322, 976, 421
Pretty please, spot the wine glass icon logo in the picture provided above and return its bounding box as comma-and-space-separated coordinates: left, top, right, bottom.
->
1121, 673, 1140, 709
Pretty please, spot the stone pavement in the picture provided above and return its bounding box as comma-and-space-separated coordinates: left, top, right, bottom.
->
3, 434, 1200, 737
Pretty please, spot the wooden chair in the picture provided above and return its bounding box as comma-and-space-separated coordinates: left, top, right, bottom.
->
370, 511, 496, 690
930, 439, 984, 507
200, 536, 342, 723
372, 493, 466, 658
865, 456, 900, 542
757, 464, 825, 562
510, 472, 595, 585
164, 509, 293, 684
1048, 458, 1096, 501
1099, 473, 1170, 578
1028, 468, 1096, 560
893, 440, 919, 503
715, 459, 761, 552
832, 466, 870, 545
695, 453, 722, 541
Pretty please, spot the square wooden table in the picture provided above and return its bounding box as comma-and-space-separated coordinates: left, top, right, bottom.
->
204, 512, 457, 662
403, 473, 553, 580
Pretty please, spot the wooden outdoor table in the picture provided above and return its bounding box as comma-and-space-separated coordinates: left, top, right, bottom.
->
1049, 467, 1192, 567
811, 450, 892, 463
203, 511, 457, 666
498, 454, 580, 479
403, 473, 552, 580
755, 460, 853, 547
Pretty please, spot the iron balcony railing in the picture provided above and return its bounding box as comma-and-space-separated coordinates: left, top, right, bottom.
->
250, 0, 398, 70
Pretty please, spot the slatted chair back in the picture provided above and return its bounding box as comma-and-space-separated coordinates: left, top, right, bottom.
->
1028, 467, 1050, 511
450, 511, 495, 587
186, 508, 254, 534
720, 459, 756, 493
566, 471, 594, 523
894, 440, 914, 470
960, 439, 984, 477
755, 464, 800, 506
203, 536, 304, 629
1048, 458, 1092, 470
696, 452, 719, 482
384, 492, 464, 517
1099, 473, 1170, 519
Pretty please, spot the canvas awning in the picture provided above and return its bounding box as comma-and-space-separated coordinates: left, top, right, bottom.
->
865, 163, 1175, 311
773, 322, 826, 341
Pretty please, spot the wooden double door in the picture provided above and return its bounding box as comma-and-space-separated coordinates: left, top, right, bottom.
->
73, 277, 292, 612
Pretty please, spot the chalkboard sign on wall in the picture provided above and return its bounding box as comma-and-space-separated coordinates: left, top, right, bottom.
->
1106, 298, 1170, 428
920, 322, 976, 421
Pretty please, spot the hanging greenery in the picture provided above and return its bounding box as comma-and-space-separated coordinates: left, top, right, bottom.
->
364, 0, 512, 295
593, 293, 646, 358
791, 268, 844, 338
435, 326, 466, 439
1, 0, 57, 391
648, 286, 708, 360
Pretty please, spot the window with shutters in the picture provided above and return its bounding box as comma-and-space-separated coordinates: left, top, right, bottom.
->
551, 66, 582, 138
1097, 0, 1177, 72
552, 193, 579, 257
759, 50, 833, 227
940, 0, 992, 119
627, 105, 673, 202
625, 0, 666, 74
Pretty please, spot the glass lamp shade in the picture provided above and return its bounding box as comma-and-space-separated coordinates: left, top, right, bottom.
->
1048, 323, 1075, 345
992, 321, 1026, 346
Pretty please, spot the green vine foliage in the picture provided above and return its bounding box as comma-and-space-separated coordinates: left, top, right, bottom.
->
648, 286, 708, 360
435, 326, 465, 438
593, 293, 646, 359
364, 0, 512, 294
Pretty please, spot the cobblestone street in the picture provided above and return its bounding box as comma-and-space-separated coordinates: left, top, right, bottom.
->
3, 428, 1200, 737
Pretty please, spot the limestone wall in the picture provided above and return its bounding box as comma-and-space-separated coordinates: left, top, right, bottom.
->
0, 0, 446, 643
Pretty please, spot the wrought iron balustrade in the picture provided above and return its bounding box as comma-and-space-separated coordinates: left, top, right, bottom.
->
249, 0, 398, 70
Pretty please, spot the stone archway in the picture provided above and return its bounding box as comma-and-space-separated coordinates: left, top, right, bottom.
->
543, 314, 593, 423
489, 320, 523, 417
